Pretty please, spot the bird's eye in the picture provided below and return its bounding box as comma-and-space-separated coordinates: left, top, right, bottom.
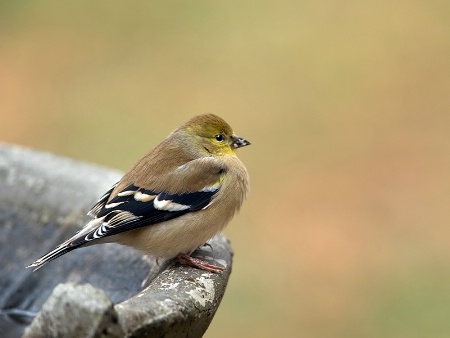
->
214, 134, 224, 142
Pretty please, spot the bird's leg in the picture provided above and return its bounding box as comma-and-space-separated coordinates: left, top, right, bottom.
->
176, 253, 224, 273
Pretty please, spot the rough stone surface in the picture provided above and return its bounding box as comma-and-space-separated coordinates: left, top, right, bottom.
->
116, 235, 233, 338
22, 283, 124, 338
0, 144, 233, 338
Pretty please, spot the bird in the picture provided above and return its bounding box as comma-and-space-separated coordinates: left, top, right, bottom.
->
27, 114, 250, 273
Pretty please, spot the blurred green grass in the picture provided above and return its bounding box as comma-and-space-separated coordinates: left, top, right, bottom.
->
2, 1, 450, 337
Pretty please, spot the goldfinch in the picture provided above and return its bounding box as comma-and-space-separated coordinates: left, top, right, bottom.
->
28, 114, 250, 273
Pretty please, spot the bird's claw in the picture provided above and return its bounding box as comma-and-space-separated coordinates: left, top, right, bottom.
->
176, 253, 224, 273
202, 242, 214, 251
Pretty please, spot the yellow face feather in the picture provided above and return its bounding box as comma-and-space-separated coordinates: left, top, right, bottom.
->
184, 114, 238, 156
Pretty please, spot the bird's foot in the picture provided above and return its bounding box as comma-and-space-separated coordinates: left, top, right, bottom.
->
176, 253, 224, 273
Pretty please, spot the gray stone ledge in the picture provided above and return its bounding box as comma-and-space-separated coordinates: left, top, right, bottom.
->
0, 143, 233, 338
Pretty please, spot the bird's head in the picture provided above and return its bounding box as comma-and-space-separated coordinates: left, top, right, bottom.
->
183, 114, 250, 156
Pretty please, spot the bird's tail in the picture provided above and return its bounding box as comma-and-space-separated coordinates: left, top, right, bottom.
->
26, 218, 103, 271
26, 242, 79, 271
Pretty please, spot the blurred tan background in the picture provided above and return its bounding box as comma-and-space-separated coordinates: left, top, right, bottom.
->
2, 1, 450, 337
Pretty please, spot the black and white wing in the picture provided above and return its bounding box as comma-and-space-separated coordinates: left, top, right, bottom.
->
27, 181, 221, 270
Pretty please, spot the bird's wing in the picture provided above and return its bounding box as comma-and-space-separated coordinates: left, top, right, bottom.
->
118, 155, 226, 194
28, 157, 224, 270
87, 182, 119, 218
84, 181, 221, 241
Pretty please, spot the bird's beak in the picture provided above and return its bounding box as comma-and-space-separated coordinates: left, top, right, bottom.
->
231, 135, 251, 149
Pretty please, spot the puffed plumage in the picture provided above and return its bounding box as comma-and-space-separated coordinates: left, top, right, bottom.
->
28, 114, 250, 272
